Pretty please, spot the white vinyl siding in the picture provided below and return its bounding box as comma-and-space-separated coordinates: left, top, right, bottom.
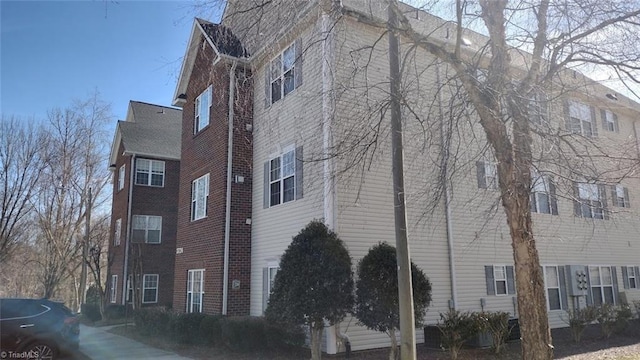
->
191, 174, 209, 221
187, 269, 204, 313
132, 215, 162, 244
135, 159, 165, 187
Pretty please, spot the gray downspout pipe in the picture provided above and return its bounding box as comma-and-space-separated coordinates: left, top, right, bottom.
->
121, 154, 135, 304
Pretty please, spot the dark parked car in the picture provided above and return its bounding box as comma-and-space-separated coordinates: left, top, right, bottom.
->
0, 298, 79, 359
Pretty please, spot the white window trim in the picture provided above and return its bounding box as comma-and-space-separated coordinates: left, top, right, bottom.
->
135, 159, 165, 187
268, 146, 296, 207
603, 109, 616, 132
589, 265, 615, 305
531, 172, 551, 214
494, 265, 508, 296
267, 266, 279, 297
118, 165, 125, 191
577, 182, 605, 219
132, 215, 162, 244
114, 218, 122, 246
627, 266, 638, 289
191, 174, 209, 221
110, 275, 118, 303
270, 43, 297, 104
142, 274, 159, 304
568, 100, 595, 137
543, 265, 563, 311
187, 269, 205, 313
194, 86, 212, 134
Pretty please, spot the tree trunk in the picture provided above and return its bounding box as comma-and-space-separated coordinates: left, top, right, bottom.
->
389, 328, 398, 360
310, 322, 324, 360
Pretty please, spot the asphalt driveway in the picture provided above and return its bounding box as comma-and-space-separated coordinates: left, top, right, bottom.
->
78, 324, 192, 359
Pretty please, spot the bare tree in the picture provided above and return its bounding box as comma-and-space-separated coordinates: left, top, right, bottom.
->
86, 214, 113, 319
0, 117, 47, 263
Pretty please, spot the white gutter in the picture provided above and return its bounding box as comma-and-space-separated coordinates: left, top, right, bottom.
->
436, 62, 457, 309
222, 60, 238, 315
121, 154, 135, 304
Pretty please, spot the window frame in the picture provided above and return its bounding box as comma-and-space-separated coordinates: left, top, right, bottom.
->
612, 184, 630, 208
194, 86, 212, 134
142, 274, 159, 304
268, 147, 296, 207
568, 100, 596, 137
270, 43, 297, 104
543, 266, 563, 311
575, 182, 606, 219
494, 265, 508, 296
601, 109, 618, 132
132, 215, 162, 244
191, 174, 210, 221
589, 266, 615, 306
118, 165, 125, 191
114, 218, 122, 246
135, 159, 165, 187
110, 275, 118, 303
186, 269, 205, 313
626, 266, 638, 289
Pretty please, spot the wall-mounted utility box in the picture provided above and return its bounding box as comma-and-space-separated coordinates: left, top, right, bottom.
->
566, 265, 588, 297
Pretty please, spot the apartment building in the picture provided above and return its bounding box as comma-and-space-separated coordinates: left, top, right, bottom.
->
108, 101, 182, 308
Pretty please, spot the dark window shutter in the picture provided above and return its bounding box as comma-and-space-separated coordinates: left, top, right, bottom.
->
295, 146, 304, 200
294, 38, 303, 88
590, 106, 598, 137
563, 100, 572, 132
530, 193, 537, 213
476, 161, 487, 189
610, 185, 619, 207
585, 266, 593, 306
623, 187, 630, 208
264, 66, 271, 109
558, 266, 569, 311
262, 267, 269, 313
613, 112, 619, 132
600, 109, 607, 130
598, 184, 609, 220
506, 266, 516, 295
622, 266, 629, 289
485, 266, 495, 295
263, 161, 270, 209
635, 267, 640, 287
549, 177, 558, 215
611, 266, 618, 305
573, 182, 582, 217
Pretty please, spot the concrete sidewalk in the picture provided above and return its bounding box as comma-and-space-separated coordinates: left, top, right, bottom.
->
79, 324, 192, 359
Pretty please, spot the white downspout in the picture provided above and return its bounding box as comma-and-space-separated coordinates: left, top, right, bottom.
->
121, 154, 135, 304
222, 60, 238, 315
436, 62, 457, 309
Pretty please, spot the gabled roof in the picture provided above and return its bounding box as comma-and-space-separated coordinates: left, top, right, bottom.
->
172, 18, 248, 106
109, 101, 182, 166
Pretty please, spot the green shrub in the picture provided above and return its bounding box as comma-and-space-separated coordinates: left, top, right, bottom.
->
596, 304, 617, 338
172, 312, 208, 344
633, 300, 640, 320
219, 317, 305, 352
563, 306, 597, 343
133, 307, 174, 336
438, 309, 478, 360
105, 304, 126, 320
614, 304, 633, 334
199, 315, 223, 346
81, 303, 102, 322
475, 311, 510, 354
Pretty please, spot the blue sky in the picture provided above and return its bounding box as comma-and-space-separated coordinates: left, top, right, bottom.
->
1, 0, 223, 127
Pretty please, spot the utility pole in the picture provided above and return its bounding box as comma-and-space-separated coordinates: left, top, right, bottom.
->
387, 1, 416, 359
79, 187, 92, 309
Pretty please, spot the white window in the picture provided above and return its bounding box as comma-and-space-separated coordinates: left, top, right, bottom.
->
576, 182, 605, 219
191, 174, 209, 221
195, 86, 212, 133
531, 171, 556, 214
477, 160, 498, 189
602, 109, 618, 132
567, 100, 596, 137
529, 92, 548, 125
142, 274, 159, 303
589, 266, 615, 305
110, 275, 118, 303
269, 149, 296, 206
624, 266, 638, 289
132, 215, 162, 244
494, 266, 508, 296
267, 266, 278, 296
544, 266, 563, 311
118, 165, 125, 191
612, 185, 630, 208
114, 218, 122, 246
126, 275, 133, 303
270, 43, 297, 104
135, 159, 165, 187
187, 269, 204, 313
